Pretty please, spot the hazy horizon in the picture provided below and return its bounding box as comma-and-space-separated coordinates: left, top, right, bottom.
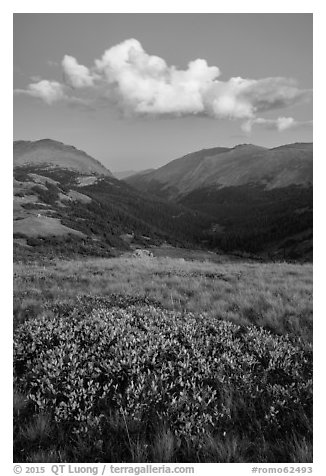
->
14, 13, 312, 172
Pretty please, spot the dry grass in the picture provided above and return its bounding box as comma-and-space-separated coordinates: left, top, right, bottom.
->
14, 255, 312, 340
13, 216, 85, 238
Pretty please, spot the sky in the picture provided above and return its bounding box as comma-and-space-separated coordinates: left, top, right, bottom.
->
13, 13, 313, 172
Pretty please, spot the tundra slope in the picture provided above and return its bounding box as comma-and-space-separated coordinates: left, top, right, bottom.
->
14, 139, 112, 176
13, 139, 210, 259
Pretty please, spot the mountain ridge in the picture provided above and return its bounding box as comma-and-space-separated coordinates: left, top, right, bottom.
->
14, 139, 112, 177
13, 139, 313, 261
125, 142, 312, 260
126, 142, 312, 198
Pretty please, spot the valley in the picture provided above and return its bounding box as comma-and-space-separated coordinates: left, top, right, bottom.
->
13, 140, 211, 261
126, 143, 313, 261
13, 140, 313, 262
13, 138, 313, 463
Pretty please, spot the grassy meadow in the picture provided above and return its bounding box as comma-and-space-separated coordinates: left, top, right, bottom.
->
13, 254, 313, 463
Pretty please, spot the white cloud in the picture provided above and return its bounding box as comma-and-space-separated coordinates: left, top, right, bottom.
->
13, 79, 90, 107
277, 117, 296, 131
62, 55, 95, 88
242, 116, 313, 133
94, 39, 220, 116
14, 38, 312, 129
14, 80, 66, 104
92, 39, 311, 120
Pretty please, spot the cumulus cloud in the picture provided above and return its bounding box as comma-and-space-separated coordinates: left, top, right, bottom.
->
94, 39, 220, 116
242, 116, 313, 133
14, 38, 312, 129
62, 55, 95, 88
14, 78, 92, 107
92, 39, 311, 120
14, 80, 66, 104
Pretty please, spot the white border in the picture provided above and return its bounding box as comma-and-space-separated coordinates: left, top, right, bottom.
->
3, 2, 324, 474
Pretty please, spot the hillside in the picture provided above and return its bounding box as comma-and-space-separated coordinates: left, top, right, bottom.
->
13, 140, 211, 260
13, 139, 313, 261
113, 169, 155, 180
14, 139, 112, 176
126, 143, 313, 259
126, 143, 312, 198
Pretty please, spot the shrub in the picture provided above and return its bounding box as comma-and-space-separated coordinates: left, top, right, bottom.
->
14, 297, 312, 461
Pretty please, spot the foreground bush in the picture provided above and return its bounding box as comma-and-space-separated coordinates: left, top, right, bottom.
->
14, 297, 312, 462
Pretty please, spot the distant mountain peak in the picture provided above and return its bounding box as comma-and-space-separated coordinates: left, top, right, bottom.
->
232, 143, 250, 148
231, 143, 267, 152
271, 142, 313, 151
37, 138, 63, 144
